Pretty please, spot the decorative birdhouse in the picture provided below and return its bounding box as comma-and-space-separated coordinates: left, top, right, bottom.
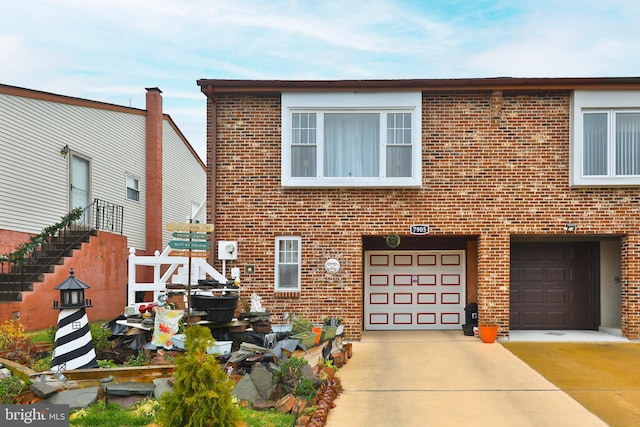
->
53, 268, 93, 309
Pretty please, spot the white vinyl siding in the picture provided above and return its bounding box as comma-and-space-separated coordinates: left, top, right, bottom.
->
0, 93, 146, 250
161, 120, 207, 249
571, 90, 640, 186
281, 92, 422, 188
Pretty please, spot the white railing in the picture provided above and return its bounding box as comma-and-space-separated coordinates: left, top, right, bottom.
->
127, 247, 227, 306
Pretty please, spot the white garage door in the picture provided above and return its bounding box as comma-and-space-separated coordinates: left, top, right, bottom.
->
364, 250, 466, 330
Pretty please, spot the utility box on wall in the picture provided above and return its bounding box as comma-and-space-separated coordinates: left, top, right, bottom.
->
218, 241, 238, 260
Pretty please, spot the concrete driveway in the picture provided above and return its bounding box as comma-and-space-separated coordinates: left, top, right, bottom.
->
325, 331, 607, 427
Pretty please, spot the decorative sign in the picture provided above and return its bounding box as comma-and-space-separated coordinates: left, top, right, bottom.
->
171, 232, 209, 240
410, 225, 430, 235
386, 233, 401, 248
170, 250, 210, 258
166, 223, 215, 232
168, 240, 211, 250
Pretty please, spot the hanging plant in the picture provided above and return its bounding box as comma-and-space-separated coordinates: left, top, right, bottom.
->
385, 232, 401, 248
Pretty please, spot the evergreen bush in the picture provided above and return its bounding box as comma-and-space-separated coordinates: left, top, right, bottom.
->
157, 325, 242, 427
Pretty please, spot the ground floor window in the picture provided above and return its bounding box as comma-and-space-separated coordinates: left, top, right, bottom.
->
275, 236, 301, 292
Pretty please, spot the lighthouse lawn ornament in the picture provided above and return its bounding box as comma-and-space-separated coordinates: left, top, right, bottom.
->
51, 268, 98, 372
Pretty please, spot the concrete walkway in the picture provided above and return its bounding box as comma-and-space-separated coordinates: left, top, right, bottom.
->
325, 331, 607, 427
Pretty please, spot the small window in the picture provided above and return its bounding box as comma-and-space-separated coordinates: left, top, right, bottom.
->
126, 175, 140, 202
275, 236, 301, 291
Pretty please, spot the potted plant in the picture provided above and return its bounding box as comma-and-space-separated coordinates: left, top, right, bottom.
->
478, 301, 500, 343
478, 321, 499, 343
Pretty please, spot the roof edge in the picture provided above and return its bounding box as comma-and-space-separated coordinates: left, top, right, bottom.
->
197, 76, 640, 95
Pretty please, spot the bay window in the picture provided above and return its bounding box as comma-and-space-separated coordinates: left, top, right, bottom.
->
282, 92, 422, 187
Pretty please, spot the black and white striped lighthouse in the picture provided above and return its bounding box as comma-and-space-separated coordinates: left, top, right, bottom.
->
51, 268, 98, 372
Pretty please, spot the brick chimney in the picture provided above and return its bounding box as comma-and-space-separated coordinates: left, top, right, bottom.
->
145, 87, 163, 254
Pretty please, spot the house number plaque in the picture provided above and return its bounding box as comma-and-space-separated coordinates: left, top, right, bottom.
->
410, 225, 430, 235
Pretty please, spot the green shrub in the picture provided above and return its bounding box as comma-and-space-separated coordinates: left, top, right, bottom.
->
0, 376, 30, 404
157, 325, 242, 427
89, 323, 112, 352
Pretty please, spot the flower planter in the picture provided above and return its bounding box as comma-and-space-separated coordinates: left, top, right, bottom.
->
479, 325, 498, 343
291, 332, 318, 349
320, 326, 338, 341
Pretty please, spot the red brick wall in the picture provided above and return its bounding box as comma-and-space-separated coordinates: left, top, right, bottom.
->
207, 90, 640, 339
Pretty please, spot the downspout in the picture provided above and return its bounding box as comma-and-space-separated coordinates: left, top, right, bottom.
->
205, 86, 217, 268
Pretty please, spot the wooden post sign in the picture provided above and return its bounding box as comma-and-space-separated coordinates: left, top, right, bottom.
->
166, 223, 213, 258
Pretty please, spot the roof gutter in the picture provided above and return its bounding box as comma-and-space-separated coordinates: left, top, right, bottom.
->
197, 76, 640, 95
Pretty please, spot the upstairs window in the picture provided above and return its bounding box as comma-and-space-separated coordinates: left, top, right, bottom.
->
126, 174, 140, 202
282, 92, 422, 187
571, 91, 640, 186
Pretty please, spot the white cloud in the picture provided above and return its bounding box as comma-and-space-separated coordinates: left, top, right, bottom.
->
2, 0, 640, 162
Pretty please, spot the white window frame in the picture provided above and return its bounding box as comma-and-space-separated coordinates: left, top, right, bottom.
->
126, 174, 140, 202
281, 92, 422, 188
570, 90, 640, 186
275, 236, 301, 292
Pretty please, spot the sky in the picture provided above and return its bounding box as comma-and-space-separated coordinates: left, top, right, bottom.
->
2, 0, 640, 163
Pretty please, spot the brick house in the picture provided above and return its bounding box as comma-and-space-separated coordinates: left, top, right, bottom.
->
197, 77, 640, 340
0, 85, 206, 330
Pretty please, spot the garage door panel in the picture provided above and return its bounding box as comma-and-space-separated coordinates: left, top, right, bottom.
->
522, 311, 544, 326
394, 255, 412, 266
546, 289, 567, 304
442, 274, 461, 286
393, 313, 412, 324
418, 293, 436, 304
393, 274, 413, 286
570, 289, 592, 304
510, 242, 595, 330
369, 313, 388, 325
441, 293, 460, 304
546, 311, 568, 327
366, 250, 465, 330
546, 268, 568, 282
523, 289, 543, 303
523, 268, 544, 281
394, 293, 412, 304
418, 274, 436, 286
370, 293, 389, 305
369, 274, 389, 286
417, 313, 436, 324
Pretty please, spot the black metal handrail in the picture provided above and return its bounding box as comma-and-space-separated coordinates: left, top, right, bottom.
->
0, 198, 124, 297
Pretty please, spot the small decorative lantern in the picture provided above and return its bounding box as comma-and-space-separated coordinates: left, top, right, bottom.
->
53, 268, 93, 309
51, 268, 98, 372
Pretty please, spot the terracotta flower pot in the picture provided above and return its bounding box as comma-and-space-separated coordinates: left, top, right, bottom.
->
479, 324, 498, 343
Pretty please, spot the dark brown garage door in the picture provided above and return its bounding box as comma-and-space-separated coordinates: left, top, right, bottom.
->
510, 242, 597, 330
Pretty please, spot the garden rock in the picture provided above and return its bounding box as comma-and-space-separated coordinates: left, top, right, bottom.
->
107, 382, 155, 396
153, 378, 173, 398
250, 362, 276, 401
30, 381, 58, 399
46, 387, 99, 409
233, 374, 260, 402
0, 367, 11, 379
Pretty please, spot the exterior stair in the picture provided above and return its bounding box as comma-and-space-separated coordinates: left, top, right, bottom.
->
0, 229, 97, 302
